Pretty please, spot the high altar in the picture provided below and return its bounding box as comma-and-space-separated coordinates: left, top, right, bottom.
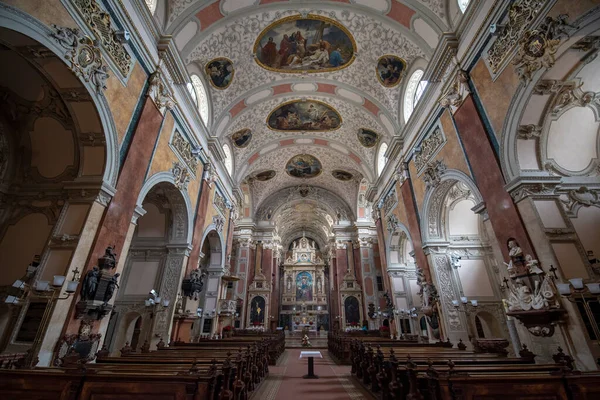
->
281, 235, 329, 331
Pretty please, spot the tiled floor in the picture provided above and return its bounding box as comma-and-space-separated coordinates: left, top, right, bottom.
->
251, 349, 374, 400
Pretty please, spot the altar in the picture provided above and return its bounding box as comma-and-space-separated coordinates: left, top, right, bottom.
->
280, 234, 329, 331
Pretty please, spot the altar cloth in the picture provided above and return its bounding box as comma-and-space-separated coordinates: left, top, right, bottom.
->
299, 351, 323, 359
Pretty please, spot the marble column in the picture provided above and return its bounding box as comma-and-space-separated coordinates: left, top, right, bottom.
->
185, 172, 211, 275
62, 95, 164, 337
399, 177, 433, 282
452, 95, 535, 260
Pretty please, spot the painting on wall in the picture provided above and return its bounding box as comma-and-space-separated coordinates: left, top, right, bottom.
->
231, 128, 252, 148
285, 154, 322, 178
344, 296, 360, 325
205, 58, 234, 89
267, 100, 341, 131
250, 296, 266, 326
254, 15, 356, 73
254, 170, 276, 181
357, 128, 379, 148
332, 170, 353, 181
376, 55, 406, 87
296, 271, 313, 301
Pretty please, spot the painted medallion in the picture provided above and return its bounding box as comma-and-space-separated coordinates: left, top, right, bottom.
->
285, 154, 322, 179
267, 100, 341, 131
332, 170, 353, 181
254, 170, 276, 181
231, 128, 252, 148
376, 55, 406, 88
205, 57, 234, 89
254, 15, 356, 73
357, 128, 379, 148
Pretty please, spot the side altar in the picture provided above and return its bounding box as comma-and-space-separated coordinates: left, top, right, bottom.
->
280, 235, 329, 331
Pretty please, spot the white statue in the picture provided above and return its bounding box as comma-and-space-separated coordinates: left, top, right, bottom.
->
508, 279, 532, 311
525, 255, 543, 274
317, 277, 322, 293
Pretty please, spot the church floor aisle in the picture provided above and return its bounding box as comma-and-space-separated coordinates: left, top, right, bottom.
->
251, 349, 374, 400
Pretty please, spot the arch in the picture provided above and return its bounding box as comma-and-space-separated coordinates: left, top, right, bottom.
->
386, 222, 414, 267
136, 172, 194, 244
377, 142, 389, 176
473, 311, 504, 338
198, 227, 225, 270
0, 5, 119, 187
420, 169, 484, 244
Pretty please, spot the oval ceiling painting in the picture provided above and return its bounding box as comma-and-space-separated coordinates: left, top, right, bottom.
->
268, 100, 341, 131
205, 57, 234, 89
357, 128, 380, 148
255, 170, 276, 181
231, 128, 252, 148
332, 170, 353, 181
254, 15, 356, 74
376, 55, 406, 88
286, 154, 322, 179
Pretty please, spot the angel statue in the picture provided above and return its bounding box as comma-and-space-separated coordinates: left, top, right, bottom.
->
525, 255, 544, 274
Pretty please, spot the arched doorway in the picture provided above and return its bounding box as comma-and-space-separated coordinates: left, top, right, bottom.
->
0, 25, 114, 363
108, 181, 190, 353
422, 172, 508, 346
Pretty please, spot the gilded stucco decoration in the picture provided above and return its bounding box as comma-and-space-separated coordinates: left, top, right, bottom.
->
71, 0, 132, 77
171, 161, 190, 190
414, 127, 445, 172
171, 130, 199, 173
50, 25, 109, 94
513, 15, 576, 82
486, 0, 546, 74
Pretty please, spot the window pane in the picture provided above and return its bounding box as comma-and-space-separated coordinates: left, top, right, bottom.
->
458, 0, 470, 13
403, 69, 425, 122
191, 75, 209, 124
378, 142, 388, 176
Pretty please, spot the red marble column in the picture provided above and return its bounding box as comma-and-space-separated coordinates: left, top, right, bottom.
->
453, 95, 535, 259
186, 178, 211, 275
329, 256, 339, 325
87, 98, 163, 269
400, 179, 433, 282
64, 97, 164, 334
352, 245, 363, 290
374, 219, 391, 291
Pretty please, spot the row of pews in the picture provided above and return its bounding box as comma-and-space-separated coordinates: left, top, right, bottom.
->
0, 331, 284, 399
337, 336, 600, 400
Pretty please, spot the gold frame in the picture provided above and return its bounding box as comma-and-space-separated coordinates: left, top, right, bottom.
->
253, 14, 357, 74
266, 99, 342, 132
205, 57, 235, 90
331, 170, 353, 181
376, 55, 407, 88
357, 127, 380, 148
285, 154, 323, 179
230, 128, 252, 148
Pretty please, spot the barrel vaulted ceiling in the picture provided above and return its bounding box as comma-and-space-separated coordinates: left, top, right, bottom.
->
158, 0, 452, 230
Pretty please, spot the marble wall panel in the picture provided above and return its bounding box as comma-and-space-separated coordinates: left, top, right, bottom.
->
470, 58, 519, 140
400, 180, 431, 282
149, 113, 176, 177
105, 63, 147, 145
4, 0, 76, 29
437, 110, 471, 177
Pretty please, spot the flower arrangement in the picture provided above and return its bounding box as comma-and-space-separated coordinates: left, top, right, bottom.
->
379, 326, 390, 332
309, 321, 313, 325
223, 326, 232, 332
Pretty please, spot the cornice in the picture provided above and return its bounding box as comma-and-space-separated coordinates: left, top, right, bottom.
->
423, 32, 459, 83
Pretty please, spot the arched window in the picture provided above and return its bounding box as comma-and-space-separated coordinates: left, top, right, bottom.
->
403, 69, 427, 122
187, 82, 197, 105
475, 315, 485, 338
223, 144, 233, 175
458, 0, 470, 13
145, 0, 157, 15
191, 74, 209, 125
377, 142, 388, 176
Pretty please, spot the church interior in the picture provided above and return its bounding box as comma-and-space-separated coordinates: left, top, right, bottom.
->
1, 0, 600, 398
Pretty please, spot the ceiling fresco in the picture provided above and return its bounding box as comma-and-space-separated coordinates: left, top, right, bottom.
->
165, 0, 450, 230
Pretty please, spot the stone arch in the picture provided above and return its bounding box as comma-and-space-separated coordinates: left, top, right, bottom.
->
0, 5, 119, 187
387, 222, 414, 267
198, 227, 225, 270
137, 172, 194, 244
473, 310, 504, 339
420, 169, 484, 244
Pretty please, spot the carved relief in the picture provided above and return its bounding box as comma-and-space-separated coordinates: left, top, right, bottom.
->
486, 0, 546, 74
50, 25, 109, 94
433, 256, 462, 331
439, 70, 470, 113
517, 124, 542, 140
414, 128, 446, 171
421, 160, 447, 189
381, 188, 397, 216
213, 215, 225, 233
171, 162, 190, 190
171, 130, 198, 173
386, 214, 399, 234
72, 0, 132, 76
148, 69, 177, 113
561, 186, 600, 216
213, 191, 227, 216
513, 15, 576, 82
